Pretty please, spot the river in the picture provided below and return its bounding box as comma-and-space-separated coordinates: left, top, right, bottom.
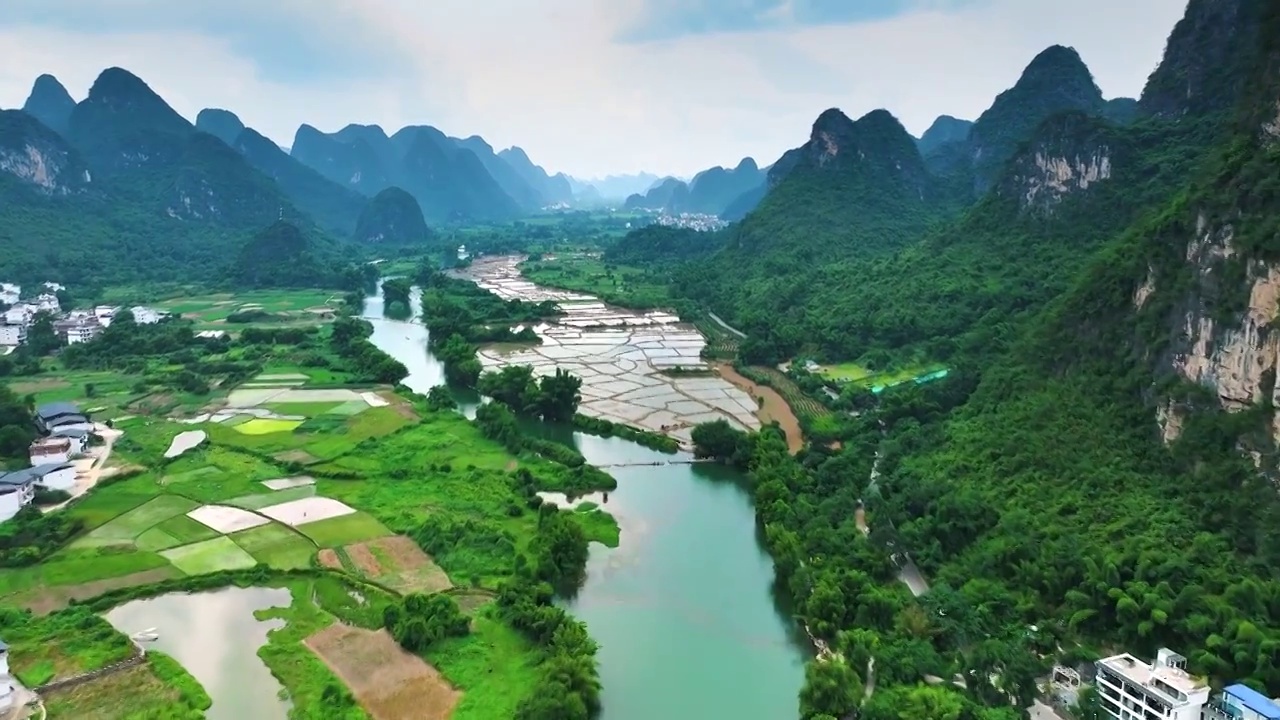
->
362, 273, 808, 719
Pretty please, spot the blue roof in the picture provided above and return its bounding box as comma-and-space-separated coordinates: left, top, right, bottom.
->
1226, 684, 1280, 720
35, 401, 81, 420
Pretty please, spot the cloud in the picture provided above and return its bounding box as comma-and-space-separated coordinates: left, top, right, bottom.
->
616, 0, 985, 42
0, 0, 1188, 178
0, 0, 414, 84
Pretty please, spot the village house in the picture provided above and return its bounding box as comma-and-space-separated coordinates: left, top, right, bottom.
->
0, 474, 35, 523
35, 402, 92, 435
29, 437, 73, 466
54, 315, 104, 344
130, 306, 169, 324
0, 283, 18, 305
0, 463, 77, 495
2, 305, 30, 327
49, 426, 89, 455
33, 293, 60, 314
0, 324, 23, 347
94, 305, 119, 326
0, 639, 12, 714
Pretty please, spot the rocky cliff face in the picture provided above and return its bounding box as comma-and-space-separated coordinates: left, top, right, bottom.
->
0, 110, 90, 194
1154, 213, 1280, 450
999, 113, 1115, 214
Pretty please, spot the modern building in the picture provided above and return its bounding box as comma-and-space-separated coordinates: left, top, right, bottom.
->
35, 402, 92, 435
0, 474, 35, 522
54, 316, 104, 344
29, 437, 72, 466
3, 305, 30, 326
1095, 648, 1210, 720
1204, 684, 1280, 720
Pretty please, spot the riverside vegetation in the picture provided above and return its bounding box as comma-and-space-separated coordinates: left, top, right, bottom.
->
0, 276, 618, 719
535, 3, 1280, 717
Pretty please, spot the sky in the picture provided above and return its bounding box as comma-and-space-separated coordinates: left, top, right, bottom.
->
0, 0, 1188, 179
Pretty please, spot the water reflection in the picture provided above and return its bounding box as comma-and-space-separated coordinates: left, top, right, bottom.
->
103, 587, 292, 720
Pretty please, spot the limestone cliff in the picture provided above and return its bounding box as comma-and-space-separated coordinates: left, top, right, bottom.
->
996, 113, 1115, 215
0, 110, 91, 194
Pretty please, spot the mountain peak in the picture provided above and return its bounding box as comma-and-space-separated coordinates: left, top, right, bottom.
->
22, 74, 75, 136
917, 115, 973, 155
735, 157, 759, 173
88, 67, 155, 100
195, 108, 245, 146
812, 108, 855, 135
1139, 0, 1262, 119
967, 45, 1104, 191
67, 66, 194, 169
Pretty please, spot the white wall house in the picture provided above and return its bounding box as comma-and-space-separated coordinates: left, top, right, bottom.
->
3, 305, 30, 326
65, 322, 103, 344
33, 463, 76, 492
1095, 648, 1209, 720
30, 437, 72, 466
130, 306, 168, 324
0, 283, 18, 305
50, 428, 88, 455
0, 638, 12, 714
33, 293, 60, 313
0, 324, 23, 347
0, 478, 34, 522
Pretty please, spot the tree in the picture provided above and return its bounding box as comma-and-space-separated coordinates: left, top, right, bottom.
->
26, 312, 59, 356
426, 386, 457, 411
537, 369, 582, 422
798, 659, 860, 719
691, 419, 750, 464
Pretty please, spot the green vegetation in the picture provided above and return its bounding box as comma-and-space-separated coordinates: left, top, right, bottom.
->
297, 513, 393, 548
230, 524, 316, 569
0, 604, 207, 718
160, 536, 259, 574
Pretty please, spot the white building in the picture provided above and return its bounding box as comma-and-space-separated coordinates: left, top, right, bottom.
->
66, 321, 102, 344
1095, 648, 1209, 720
33, 293, 60, 313
49, 427, 88, 455
0, 476, 34, 522
0, 638, 12, 714
94, 305, 120, 326
130, 306, 168, 324
30, 437, 72, 466
1204, 684, 1280, 720
33, 463, 77, 492
0, 283, 18, 305
42, 282, 64, 293
196, 330, 227, 339
3, 305, 31, 326
0, 324, 23, 346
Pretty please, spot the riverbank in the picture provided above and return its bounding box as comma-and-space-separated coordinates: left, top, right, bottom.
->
711, 362, 803, 453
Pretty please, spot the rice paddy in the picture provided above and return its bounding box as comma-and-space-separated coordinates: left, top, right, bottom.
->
235, 418, 305, 435
159, 536, 259, 575
296, 512, 393, 549
230, 524, 317, 570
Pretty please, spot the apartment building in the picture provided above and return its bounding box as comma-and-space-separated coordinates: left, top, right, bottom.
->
1095, 648, 1209, 720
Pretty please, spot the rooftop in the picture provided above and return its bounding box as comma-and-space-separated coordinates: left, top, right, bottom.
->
31, 437, 72, 452
35, 401, 82, 420
1225, 684, 1280, 720
1099, 652, 1208, 699
0, 463, 75, 485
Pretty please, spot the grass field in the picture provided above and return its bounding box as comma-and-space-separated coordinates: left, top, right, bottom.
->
813, 361, 948, 391
230, 523, 317, 570
298, 512, 393, 548
236, 418, 305, 435
262, 401, 344, 416
227, 485, 317, 510
160, 536, 260, 575
75, 495, 199, 548
521, 256, 674, 309
154, 289, 340, 330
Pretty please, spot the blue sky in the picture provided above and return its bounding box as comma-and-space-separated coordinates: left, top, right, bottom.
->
0, 0, 1187, 178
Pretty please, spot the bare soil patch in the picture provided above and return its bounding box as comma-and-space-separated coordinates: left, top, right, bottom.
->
317, 549, 343, 570
274, 449, 320, 464
712, 362, 804, 453
346, 543, 384, 576
342, 535, 453, 594
18, 568, 179, 615
305, 624, 461, 720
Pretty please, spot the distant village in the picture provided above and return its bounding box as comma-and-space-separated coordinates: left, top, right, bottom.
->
0, 282, 169, 351
652, 212, 728, 232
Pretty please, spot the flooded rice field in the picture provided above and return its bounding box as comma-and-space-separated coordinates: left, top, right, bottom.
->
452, 256, 761, 446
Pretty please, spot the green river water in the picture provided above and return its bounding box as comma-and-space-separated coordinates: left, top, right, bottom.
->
364, 282, 809, 719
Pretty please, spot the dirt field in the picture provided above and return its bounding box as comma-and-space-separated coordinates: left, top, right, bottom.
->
355, 536, 453, 594
18, 568, 179, 614
318, 548, 342, 569
305, 624, 461, 720
712, 362, 804, 453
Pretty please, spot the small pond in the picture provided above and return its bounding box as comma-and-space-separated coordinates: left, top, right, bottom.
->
103, 586, 292, 720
